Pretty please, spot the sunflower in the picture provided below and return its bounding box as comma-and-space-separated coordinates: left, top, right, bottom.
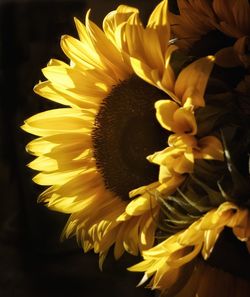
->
23, 2, 173, 265
169, 0, 250, 68
22, 0, 225, 267
22, 0, 250, 295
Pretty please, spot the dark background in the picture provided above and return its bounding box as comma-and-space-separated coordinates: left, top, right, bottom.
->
0, 1, 162, 296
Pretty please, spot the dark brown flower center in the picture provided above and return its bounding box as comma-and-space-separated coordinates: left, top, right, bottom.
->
92, 75, 168, 201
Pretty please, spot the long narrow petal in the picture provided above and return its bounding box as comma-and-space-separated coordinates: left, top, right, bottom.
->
103, 5, 138, 45
147, 0, 170, 53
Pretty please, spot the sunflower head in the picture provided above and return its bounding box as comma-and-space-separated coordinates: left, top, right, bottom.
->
22, 0, 186, 266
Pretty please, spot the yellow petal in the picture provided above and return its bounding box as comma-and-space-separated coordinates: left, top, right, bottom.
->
103, 5, 138, 45
143, 27, 164, 70
28, 156, 58, 172
175, 56, 215, 107
25, 133, 90, 157
173, 106, 197, 134
85, 10, 129, 80
33, 168, 84, 186
172, 151, 194, 174
22, 108, 93, 136
147, 0, 168, 28
202, 229, 221, 259
60, 35, 106, 71
129, 181, 160, 198
161, 45, 177, 92
166, 244, 202, 268
125, 12, 145, 58
42, 65, 81, 89
123, 218, 140, 255
140, 212, 157, 247
74, 17, 91, 43
232, 211, 250, 241
147, 146, 178, 167
155, 99, 179, 131
34, 81, 101, 109
130, 57, 157, 87
147, 0, 170, 53
158, 165, 172, 182
157, 174, 186, 196
126, 194, 157, 216
168, 134, 197, 149
47, 59, 68, 67
42, 65, 110, 97
113, 225, 126, 259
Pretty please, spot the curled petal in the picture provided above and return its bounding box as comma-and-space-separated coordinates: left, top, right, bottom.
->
173, 106, 197, 135
155, 100, 179, 131
175, 56, 215, 108
155, 100, 197, 134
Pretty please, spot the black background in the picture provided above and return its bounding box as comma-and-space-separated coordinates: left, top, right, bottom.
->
0, 1, 163, 296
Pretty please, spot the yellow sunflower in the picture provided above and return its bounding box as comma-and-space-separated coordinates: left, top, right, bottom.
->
169, 0, 250, 67
129, 201, 250, 296
22, 0, 177, 265
22, 0, 223, 268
